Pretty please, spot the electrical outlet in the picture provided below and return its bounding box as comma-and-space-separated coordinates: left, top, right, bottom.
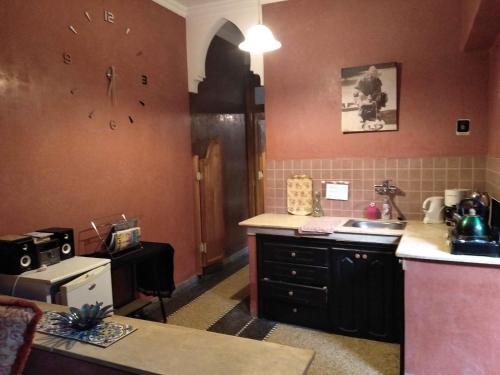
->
456, 119, 470, 136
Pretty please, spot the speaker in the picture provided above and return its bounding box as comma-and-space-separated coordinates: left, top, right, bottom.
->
0, 235, 40, 274
38, 227, 75, 260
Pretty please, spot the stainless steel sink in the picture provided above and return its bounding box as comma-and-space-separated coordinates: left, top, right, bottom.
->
343, 219, 407, 230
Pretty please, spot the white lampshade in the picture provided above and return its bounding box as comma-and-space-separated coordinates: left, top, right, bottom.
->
238, 24, 282, 53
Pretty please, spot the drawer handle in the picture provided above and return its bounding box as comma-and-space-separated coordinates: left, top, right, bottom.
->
291, 270, 297, 276
88, 283, 96, 291
291, 252, 296, 258
288, 290, 294, 296
355, 253, 361, 259
362, 254, 368, 260
292, 308, 298, 313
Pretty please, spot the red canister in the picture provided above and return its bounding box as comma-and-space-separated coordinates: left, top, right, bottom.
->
365, 202, 381, 220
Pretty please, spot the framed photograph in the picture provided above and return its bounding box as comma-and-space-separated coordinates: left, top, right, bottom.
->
341, 62, 398, 133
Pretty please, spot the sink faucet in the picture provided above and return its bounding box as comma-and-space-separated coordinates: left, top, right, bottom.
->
374, 180, 397, 195
373, 180, 406, 220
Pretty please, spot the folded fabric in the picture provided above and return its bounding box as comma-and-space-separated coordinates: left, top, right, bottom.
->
0, 297, 43, 375
298, 217, 344, 234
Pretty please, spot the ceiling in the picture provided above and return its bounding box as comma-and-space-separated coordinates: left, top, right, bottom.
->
177, 0, 285, 8
176, 0, 221, 6
153, 0, 287, 17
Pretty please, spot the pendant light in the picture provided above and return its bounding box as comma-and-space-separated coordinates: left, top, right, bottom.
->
239, 0, 281, 53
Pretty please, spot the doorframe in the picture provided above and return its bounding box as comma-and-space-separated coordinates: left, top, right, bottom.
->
245, 78, 265, 217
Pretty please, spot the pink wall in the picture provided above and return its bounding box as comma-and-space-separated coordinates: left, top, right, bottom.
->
263, 0, 489, 160
405, 259, 500, 374
0, 0, 196, 282
461, 0, 482, 49
487, 36, 500, 157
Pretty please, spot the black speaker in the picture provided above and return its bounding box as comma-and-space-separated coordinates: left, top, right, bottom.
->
38, 227, 75, 260
0, 235, 40, 274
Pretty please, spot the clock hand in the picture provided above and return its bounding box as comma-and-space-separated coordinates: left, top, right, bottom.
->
106, 66, 116, 105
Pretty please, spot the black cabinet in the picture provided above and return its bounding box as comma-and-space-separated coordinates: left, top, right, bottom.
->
257, 234, 402, 343
331, 244, 399, 342
257, 235, 330, 331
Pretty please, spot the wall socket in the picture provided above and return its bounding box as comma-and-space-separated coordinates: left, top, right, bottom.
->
456, 119, 470, 135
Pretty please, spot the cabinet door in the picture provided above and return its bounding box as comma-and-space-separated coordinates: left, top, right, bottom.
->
362, 252, 395, 341
331, 250, 364, 335
331, 249, 397, 342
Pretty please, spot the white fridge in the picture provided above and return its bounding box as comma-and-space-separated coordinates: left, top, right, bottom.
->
0, 256, 113, 309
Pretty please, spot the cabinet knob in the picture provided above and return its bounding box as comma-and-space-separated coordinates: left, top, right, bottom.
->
292, 308, 298, 313
288, 290, 294, 296
291, 270, 297, 276
291, 252, 296, 257
355, 253, 361, 259
362, 254, 368, 260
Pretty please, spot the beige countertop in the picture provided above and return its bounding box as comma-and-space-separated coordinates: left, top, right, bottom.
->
240, 213, 500, 267
28, 299, 314, 375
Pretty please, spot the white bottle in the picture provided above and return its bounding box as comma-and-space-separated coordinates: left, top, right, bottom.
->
381, 198, 392, 220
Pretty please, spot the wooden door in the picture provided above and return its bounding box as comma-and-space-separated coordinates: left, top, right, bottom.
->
193, 139, 225, 273
331, 250, 364, 336
245, 83, 265, 217
363, 251, 395, 340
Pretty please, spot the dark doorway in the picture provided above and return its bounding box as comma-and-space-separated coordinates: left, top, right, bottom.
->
191, 21, 264, 272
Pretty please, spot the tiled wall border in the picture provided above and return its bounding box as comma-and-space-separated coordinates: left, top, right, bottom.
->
486, 156, 500, 201
265, 156, 486, 220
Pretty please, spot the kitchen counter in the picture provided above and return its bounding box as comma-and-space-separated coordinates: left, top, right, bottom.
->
240, 213, 500, 266
21, 298, 314, 375
240, 214, 500, 374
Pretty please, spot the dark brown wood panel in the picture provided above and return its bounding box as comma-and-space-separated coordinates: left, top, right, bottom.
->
192, 115, 249, 257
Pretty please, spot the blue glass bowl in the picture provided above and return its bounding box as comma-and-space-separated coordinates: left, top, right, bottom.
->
54, 302, 113, 331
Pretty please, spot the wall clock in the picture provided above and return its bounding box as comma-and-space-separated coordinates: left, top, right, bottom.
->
63, 9, 149, 130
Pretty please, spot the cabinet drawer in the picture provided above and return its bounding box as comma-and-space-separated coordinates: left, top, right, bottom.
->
262, 261, 328, 287
261, 299, 329, 330
261, 240, 328, 266
260, 280, 328, 307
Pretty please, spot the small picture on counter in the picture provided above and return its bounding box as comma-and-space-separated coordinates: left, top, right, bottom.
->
341, 62, 398, 133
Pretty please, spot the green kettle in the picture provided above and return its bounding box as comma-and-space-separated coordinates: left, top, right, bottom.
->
456, 208, 490, 239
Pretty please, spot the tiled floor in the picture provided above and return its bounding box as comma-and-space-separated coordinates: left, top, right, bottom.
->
138, 255, 400, 374
139, 252, 277, 340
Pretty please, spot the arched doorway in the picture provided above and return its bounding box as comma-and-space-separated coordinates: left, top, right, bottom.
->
191, 20, 265, 274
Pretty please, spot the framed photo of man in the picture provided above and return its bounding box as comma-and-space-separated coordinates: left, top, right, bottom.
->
341, 62, 398, 133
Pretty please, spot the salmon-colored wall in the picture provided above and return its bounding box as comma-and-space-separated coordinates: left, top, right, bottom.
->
460, 0, 482, 49
0, 0, 196, 282
405, 259, 500, 374
487, 36, 500, 157
263, 0, 489, 160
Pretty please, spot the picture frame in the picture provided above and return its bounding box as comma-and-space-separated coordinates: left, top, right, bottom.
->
341, 62, 398, 133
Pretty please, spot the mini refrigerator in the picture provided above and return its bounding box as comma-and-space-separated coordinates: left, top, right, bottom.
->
56, 263, 113, 309
0, 256, 113, 309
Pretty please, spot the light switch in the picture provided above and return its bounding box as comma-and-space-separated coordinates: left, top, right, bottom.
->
456, 119, 470, 135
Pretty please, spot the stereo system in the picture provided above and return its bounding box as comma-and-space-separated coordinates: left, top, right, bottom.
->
38, 227, 75, 260
0, 227, 75, 275
0, 235, 40, 275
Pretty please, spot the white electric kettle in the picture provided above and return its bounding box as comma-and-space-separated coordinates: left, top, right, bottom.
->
422, 196, 445, 224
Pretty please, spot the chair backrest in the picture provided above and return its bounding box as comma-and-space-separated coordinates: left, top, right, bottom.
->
0, 297, 43, 375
